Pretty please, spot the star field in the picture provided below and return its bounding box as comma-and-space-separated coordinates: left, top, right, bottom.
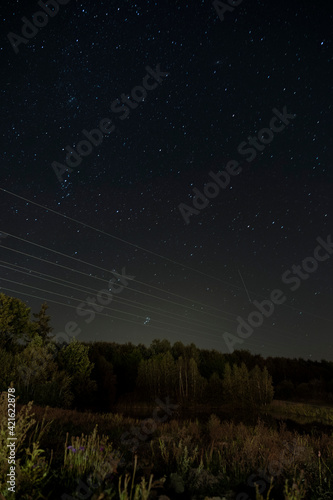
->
0, 0, 332, 360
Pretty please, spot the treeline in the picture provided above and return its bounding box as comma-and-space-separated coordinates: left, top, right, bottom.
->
0, 294, 333, 413
88, 339, 333, 410
88, 340, 274, 410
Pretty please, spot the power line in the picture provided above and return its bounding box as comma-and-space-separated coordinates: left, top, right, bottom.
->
11, 186, 317, 319
0, 284, 311, 355
0, 188, 243, 288
0, 285, 193, 339
0, 283, 235, 345
0, 261, 224, 333
3, 240, 332, 328
4, 231, 231, 315
2, 245, 230, 322
0, 277, 225, 338
2, 189, 330, 323
0, 263, 308, 341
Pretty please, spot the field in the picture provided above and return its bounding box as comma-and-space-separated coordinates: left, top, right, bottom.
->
1, 395, 333, 500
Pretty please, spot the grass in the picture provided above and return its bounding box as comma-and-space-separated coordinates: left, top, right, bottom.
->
1, 396, 333, 499
269, 401, 333, 425
0, 391, 53, 499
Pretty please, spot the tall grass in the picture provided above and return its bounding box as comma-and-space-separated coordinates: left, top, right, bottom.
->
118, 455, 154, 500
271, 401, 333, 425
1, 397, 333, 498
62, 424, 122, 488
0, 391, 52, 498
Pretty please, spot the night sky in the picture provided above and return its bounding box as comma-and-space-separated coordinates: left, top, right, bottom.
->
1, 0, 332, 360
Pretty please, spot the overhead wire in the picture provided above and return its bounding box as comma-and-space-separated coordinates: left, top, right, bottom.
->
1, 245, 234, 322
0, 259, 310, 340
4, 231, 233, 315
0, 276, 226, 338
1, 188, 330, 322
0, 283, 306, 354
2, 240, 332, 328
1, 191, 331, 355
0, 260, 224, 332
0, 188, 247, 288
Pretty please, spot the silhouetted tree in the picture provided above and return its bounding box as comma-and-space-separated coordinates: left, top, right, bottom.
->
222, 362, 274, 410
32, 302, 53, 343
149, 338, 171, 356
15, 334, 58, 403
57, 339, 96, 408
0, 347, 15, 391
137, 351, 177, 399
0, 293, 36, 351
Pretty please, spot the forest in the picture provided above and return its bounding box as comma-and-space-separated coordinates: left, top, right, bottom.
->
1, 294, 332, 412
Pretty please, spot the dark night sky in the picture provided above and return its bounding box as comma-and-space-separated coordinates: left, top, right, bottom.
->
0, 0, 332, 360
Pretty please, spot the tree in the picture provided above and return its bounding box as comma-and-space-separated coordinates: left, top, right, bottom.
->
108, 343, 143, 398
206, 372, 224, 404
159, 351, 177, 396
91, 354, 117, 411
136, 352, 177, 400
15, 334, 58, 403
222, 362, 233, 404
222, 362, 274, 410
259, 366, 274, 405
176, 355, 187, 399
150, 338, 171, 356
199, 349, 225, 380
0, 293, 36, 351
275, 380, 295, 400
0, 348, 15, 391
32, 302, 53, 343
57, 338, 96, 407
234, 363, 251, 407
171, 341, 185, 360
188, 357, 207, 402
40, 369, 73, 408
137, 357, 154, 397
58, 338, 93, 378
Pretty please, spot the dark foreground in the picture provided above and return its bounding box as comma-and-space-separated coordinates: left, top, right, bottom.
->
1, 396, 333, 500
